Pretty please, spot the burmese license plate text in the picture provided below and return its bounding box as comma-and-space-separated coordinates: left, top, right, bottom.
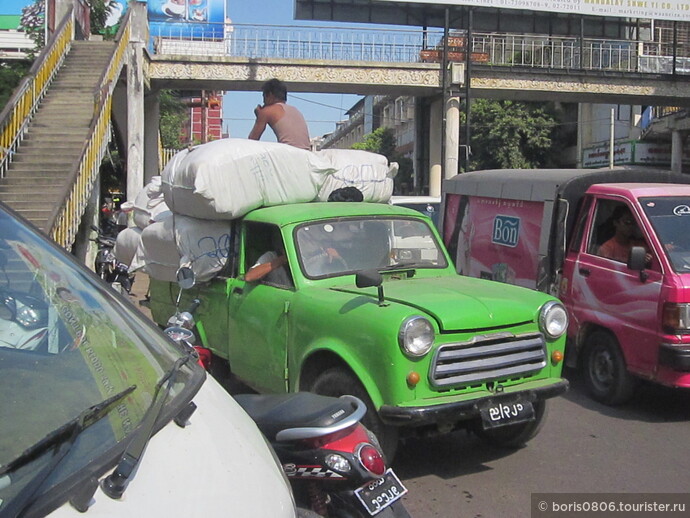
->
479, 398, 535, 429
354, 469, 407, 515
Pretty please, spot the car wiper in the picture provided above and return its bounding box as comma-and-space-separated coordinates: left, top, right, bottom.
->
0, 385, 136, 516
379, 262, 421, 273
100, 351, 195, 500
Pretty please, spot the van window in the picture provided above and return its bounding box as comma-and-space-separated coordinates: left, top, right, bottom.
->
244, 222, 294, 288
640, 196, 690, 273
589, 200, 651, 265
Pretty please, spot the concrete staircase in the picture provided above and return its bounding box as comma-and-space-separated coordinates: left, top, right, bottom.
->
0, 40, 115, 232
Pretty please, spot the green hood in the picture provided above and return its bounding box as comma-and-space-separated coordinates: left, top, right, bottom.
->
332, 275, 547, 332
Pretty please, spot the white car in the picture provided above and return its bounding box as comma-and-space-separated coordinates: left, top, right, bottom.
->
0, 202, 295, 518
390, 195, 441, 228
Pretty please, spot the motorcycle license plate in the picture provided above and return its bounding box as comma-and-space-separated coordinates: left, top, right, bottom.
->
479, 397, 535, 430
354, 469, 408, 516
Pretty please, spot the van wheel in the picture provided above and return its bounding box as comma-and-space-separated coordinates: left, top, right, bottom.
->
474, 400, 547, 448
310, 367, 399, 463
583, 330, 636, 405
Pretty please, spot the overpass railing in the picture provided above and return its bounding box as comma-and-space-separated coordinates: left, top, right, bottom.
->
151, 22, 690, 75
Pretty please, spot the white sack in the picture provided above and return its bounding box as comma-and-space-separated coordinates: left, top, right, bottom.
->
130, 215, 181, 282
162, 139, 336, 220
315, 149, 398, 203
174, 215, 234, 282
127, 176, 170, 230
130, 213, 234, 282
113, 226, 142, 267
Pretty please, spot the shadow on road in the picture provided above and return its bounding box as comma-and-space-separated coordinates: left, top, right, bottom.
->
561, 366, 690, 423
392, 429, 523, 481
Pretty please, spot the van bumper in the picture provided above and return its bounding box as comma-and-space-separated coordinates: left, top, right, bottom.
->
378, 379, 569, 426
659, 344, 690, 371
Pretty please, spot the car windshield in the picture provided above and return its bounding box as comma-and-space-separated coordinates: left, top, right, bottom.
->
640, 196, 690, 272
295, 217, 447, 278
0, 205, 203, 514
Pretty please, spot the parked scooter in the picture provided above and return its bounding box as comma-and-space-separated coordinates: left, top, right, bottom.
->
163, 267, 412, 518
91, 224, 134, 294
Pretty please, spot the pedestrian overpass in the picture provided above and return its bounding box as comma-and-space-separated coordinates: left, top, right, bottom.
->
1, 1, 689, 259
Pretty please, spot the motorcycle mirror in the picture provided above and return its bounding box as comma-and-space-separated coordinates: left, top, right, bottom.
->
176, 266, 196, 290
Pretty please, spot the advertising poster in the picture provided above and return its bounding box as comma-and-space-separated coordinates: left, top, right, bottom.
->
109, 0, 226, 39
461, 195, 544, 289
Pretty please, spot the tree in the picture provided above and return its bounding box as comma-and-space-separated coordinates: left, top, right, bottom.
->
20, 0, 45, 55
0, 61, 31, 112
159, 90, 188, 149
88, 0, 118, 37
468, 99, 557, 170
352, 127, 413, 194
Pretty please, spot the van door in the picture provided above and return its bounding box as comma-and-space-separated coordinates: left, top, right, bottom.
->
561, 197, 663, 376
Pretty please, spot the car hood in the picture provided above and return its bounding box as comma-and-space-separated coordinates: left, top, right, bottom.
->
332, 275, 547, 332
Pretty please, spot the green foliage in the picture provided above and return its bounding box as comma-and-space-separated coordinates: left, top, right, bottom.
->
159, 90, 187, 149
88, 0, 118, 37
468, 99, 557, 170
0, 61, 31, 112
20, 0, 44, 56
351, 127, 413, 194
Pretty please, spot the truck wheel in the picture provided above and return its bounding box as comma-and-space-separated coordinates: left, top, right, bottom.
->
475, 399, 547, 448
583, 330, 636, 405
311, 367, 399, 463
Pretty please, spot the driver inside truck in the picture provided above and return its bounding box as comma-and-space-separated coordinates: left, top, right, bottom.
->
596, 204, 652, 265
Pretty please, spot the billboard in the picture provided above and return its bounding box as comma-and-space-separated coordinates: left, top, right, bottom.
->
109, 0, 226, 38
377, 0, 690, 22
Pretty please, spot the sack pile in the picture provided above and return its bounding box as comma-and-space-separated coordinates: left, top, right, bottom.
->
113, 139, 398, 283
316, 149, 398, 202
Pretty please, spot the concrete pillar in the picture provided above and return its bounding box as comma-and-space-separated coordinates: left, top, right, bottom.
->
144, 92, 161, 182
444, 96, 460, 180
671, 129, 683, 174
126, 1, 148, 201
429, 98, 443, 198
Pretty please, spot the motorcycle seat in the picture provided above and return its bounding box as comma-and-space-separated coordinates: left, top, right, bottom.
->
234, 392, 364, 442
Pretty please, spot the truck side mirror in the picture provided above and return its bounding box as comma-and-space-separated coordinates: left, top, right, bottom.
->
628, 246, 648, 282
355, 270, 387, 306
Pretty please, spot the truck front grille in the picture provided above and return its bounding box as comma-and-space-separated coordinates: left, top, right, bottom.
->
430, 332, 547, 388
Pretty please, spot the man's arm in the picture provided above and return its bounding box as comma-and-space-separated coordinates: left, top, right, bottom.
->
248, 104, 280, 140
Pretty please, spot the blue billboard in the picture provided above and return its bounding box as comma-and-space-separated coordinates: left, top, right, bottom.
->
109, 0, 226, 39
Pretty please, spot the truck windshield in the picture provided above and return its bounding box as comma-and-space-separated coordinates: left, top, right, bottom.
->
295, 217, 447, 278
0, 205, 203, 515
640, 196, 690, 272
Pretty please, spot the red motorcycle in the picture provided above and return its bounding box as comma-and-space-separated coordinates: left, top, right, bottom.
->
234, 392, 410, 517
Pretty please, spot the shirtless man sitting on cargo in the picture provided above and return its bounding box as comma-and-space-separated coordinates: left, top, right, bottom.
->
248, 78, 310, 150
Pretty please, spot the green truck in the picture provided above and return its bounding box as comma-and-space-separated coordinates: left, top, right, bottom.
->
149, 201, 569, 460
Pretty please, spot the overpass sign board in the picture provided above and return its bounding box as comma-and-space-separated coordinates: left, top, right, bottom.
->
378, 0, 690, 22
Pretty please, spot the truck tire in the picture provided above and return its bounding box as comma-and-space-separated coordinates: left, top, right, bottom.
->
310, 367, 399, 463
583, 330, 636, 405
474, 399, 547, 448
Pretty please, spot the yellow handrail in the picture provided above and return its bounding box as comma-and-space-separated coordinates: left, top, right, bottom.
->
0, 8, 74, 176
49, 13, 132, 249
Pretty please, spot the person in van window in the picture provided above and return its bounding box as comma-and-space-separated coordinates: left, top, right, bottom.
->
248, 78, 310, 150
597, 206, 651, 264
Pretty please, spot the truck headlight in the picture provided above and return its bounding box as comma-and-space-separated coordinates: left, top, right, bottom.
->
662, 303, 690, 333
539, 301, 568, 339
398, 316, 434, 357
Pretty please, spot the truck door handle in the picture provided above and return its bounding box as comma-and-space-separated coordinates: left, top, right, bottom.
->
578, 267, 590, 277
232, 287, 244, 295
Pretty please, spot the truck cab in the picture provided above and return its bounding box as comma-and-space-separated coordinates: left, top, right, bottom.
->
148, 201, 569, 459
442, 167, 690, 405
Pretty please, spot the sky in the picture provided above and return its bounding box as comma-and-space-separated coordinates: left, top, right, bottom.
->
2, 0, 364, 140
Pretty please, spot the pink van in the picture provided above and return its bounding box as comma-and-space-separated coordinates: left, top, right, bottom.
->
442, 167, 690, 404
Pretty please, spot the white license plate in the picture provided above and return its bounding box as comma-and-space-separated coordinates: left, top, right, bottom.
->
479, 398, 535, 429
354, 469, 408, 516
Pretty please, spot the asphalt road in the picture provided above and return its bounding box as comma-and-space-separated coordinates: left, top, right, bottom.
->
392, 368, 690, 518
